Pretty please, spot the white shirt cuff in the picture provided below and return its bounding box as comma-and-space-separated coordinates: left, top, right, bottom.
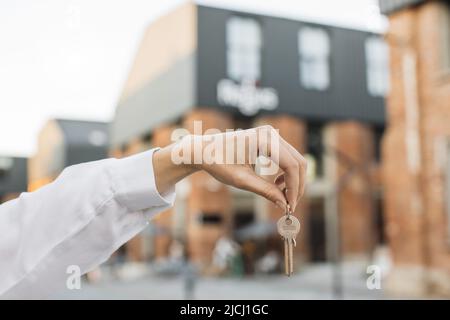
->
107, 148, 176, 212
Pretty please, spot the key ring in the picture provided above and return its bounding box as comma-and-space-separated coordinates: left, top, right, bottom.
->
285, 204, 294, 227
284, 188, 292, 218
286, 204, 291, 218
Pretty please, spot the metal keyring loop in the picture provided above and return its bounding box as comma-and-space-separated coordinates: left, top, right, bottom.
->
286, 204, 291, 217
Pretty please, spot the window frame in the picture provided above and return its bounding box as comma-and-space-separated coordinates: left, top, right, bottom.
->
298, 26, 331, 91
226, 15, 263, 83
365, 36, 390, 97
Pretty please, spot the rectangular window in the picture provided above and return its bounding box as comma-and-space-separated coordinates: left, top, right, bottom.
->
226, 16, 262, 83
198, 213, 223, 225
306, 124, 324, 179
298, 27, 330, 90
0, 157, 13, 176
365, 37, 390, 97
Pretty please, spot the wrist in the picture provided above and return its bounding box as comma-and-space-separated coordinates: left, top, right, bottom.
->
170, 136, 201, 176
174, 134, 209, 171
152, 137, 200, 195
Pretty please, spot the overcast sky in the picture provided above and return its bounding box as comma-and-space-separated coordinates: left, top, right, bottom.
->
0, 0, 386, 157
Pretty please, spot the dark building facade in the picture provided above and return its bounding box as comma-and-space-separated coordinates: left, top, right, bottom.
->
196, 6, 385, 124
112, 4, 387, 148
111, 2, 389, 269
0, 157, 27, 203
29, 119, 109, 191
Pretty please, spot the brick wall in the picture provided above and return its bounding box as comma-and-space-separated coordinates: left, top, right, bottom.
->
383, 1, 450, 296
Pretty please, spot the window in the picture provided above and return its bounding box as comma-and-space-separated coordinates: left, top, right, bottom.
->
365, 37, 390, 97
0, 157, 13, 176
233, 211, 254, 229
298, 27, 330, 90
306, 124, 324, 179
226, 16, 262, 82
198, 213, 223, 225
88, 130, 107, 147
374, 127, 384, 163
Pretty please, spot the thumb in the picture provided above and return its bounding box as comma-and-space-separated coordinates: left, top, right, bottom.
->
235, 170, 287, 211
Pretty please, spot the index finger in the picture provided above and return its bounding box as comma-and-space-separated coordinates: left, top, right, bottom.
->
257, 126, 300, 212
279, 136, 307, 205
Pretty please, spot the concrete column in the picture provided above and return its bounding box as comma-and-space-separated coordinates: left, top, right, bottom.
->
183, 109, 233, 266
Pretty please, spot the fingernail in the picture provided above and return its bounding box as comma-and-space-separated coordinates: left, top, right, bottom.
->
276, 200, 286, 211
286, 202, 294, 213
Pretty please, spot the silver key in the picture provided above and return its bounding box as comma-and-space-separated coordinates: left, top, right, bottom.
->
277, 212, 300, 276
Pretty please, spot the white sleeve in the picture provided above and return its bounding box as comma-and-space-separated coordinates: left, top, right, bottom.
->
0, 149, 175, 299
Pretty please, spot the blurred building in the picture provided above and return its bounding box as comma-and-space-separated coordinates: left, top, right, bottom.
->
110, 2, 389, 268
0, 157, 27, 203
380, 0, 450, 296
29, 119, 109, 191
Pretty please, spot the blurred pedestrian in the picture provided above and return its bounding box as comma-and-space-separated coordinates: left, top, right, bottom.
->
212, 236, 241, 275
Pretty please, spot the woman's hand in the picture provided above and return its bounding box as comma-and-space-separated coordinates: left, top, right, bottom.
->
152, 125, 307, 212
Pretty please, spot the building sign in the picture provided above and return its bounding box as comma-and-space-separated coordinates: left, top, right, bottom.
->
198, 6, 385, 124
217, 79, 279, 116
